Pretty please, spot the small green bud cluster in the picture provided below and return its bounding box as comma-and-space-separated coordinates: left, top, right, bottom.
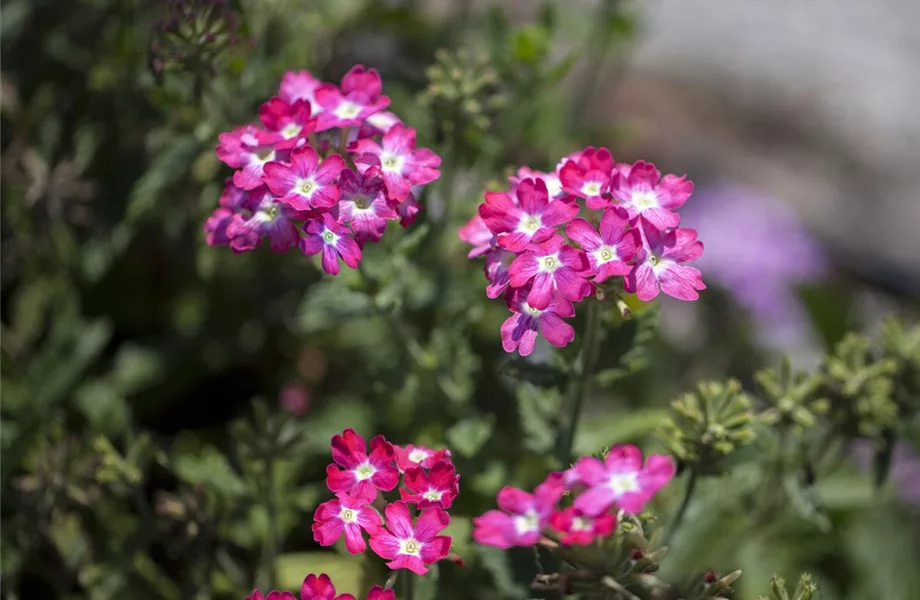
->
756, 573, 819, 600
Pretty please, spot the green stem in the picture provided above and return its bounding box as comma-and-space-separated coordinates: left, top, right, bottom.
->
259, 459, 278, 590
664, 469, 697, 545
557, 299, 603, 466
402, 574, 415, 600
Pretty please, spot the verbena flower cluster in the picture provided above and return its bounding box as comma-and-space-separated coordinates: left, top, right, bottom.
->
472, 445, 674, 548
207, 66, 441, 274
246, 573, 392, 600
460, 149, 705, 355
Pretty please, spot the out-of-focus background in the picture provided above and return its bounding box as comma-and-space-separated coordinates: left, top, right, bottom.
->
2, 0, 919, 599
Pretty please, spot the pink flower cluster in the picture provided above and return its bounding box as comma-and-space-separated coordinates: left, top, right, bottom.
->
246, 573, 392, 600
472, 445, 675, 548
313, 429, 457, 575
459, 149, 705, 356
207, 66, 441, 274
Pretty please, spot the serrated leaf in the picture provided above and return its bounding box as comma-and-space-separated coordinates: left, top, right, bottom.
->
445, 415, 494, 458
297, 279, 372, 333
517, 384, 561, 453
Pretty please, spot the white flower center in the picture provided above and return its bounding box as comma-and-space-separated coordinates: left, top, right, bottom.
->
322, 229, 337, 244
571, 516, 592, 531
339, 507, 357, 523
647, 254, 661, 267
581, 181, 602, 196
521, 302, 543, 317
423, 489, 443, 502
539, 253, 560, 273
252, 148, 276, 164
380, 152, 404, 173
335, 101, 362, 119
281, 123, 302, 139
513, 511, 540, 535
595, 245, 616, 264
608, 473, 639, 495
351, 194, 371, 211
399, 538, 423, 557
519, 214, 542, 234
545, 176, 563, 198
299, 178, 317, 197
408, 449, 429, 464
632, 191, 658, 210
355, 462, 376, 481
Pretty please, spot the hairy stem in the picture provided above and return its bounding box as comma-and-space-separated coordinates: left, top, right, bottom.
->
664, 469, 698, 545
557, 299, 603, 466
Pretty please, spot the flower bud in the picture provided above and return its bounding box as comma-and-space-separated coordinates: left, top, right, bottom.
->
756, 357, 827, 431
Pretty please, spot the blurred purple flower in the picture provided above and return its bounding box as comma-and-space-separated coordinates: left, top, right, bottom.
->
852, 440, 920, 506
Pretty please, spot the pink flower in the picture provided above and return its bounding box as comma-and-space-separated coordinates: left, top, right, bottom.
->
263, 147, 344, 211
500, 287, 576, 356
324, 429, 399, 502
204, 207, 235, 247
458, 214, 494, 259
611, 161, 693, 230
312, 492, 383, 554
573, 445, 676, 516
400, 461, 460, 509
368, 501, 451, 575
549, 507, 617, 546
332, 168, 396, 244
301, 214, 363, 275
396, 192, 421, 228
352, 125, 441, 202
484, 248, 514, 299
279, 382, 310, 416
279, 70, 322, 113
225, 189, 305, 253
625, 222, 705, 301
217, 125, 283, 190
245, 591, 295, 600
510, 167, 565, 200
479, 179, 578, 252
315, 65, 390, 130
559, 146, 615, 210
361, 111, 402, 136
393, 444, 452, 472
471, 475, 564, 549
364, 588, 395, 600
300, 574, 393, 600
256, 97, 316, 150
565, 208, 639, 283
508, 235, 591, 310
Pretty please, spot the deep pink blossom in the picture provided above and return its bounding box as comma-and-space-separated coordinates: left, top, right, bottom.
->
352, 125, 441, 202
312, 493, 383, 554
458, 214, 494, 258
301, 214, 362, 275
484, 248, 514, 299
332, 168, 396, 243
500, 287, 576, 356
625, 222, 705, 301
550, 507, 617, 546
573, 445, 676, 516
324, 429, 398, 502
217, 125, 283, 190
368, 501, 451, 575
279, 70, 322, 112
263, 147, 344, 211
245, 591, 295, 600
508, 235, 592, 310
364, 588, 395, 600
479, 179, 578, 252
396, 192, 421, 228
314, 66, 390, 130
510, 167, 564, 200
256, 97, 315, 150
565, 208, 639, 283
559, 146, 615, 210
299, 574, 391, 600
471, 474, 565, 548
225, 190, 305, 253
393, 444, 452, 472
361, 111, 402, 136
400, 461, 460, 509
611, 161, 693, 230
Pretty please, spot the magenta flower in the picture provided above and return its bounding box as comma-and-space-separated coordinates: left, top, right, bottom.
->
217, 125, 282, 190
361, 111, 402, 136
301, 214, 363, 275
479, 179, 578, 252
204, 207, 235, 247
256, 97, 315, 150
393, 444, 452, 472
510, 167, 565, 200
324, 429, 399, 502
368, 501, 451, 575
471, 475, 565, 549
611, 161, 693, 230
225, 190, 305, 253
500, 286, 576, 357
245, 591, 294, 600
299, 574, 393, 600
314, 65, 390, 130
396, 192, 421, 228
400, 461, 460, 509
573, 445, 676, 516
279, 70, 322, 113
550, 507, 617, 546
566, 208, 639, 283
458, 214, 495, 259
508, 235, 591, 310
352, 125, 441, 202
263, 147, 344, 211
625, 222, 705, 301
484, 248, 514, 299
312, 492, 383, 554
559, 146, 615, 210
332, 168, 396, 244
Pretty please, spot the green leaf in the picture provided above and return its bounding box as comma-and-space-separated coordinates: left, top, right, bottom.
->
75, 380, 128, 435
573, 409, 669, 456
303, 397, 374, 455
783, 474, 831, 533
499, 358, 567, 388
111, 343, 162, 395
443, 516, 473, 561
445, 414, 495, 458
798, 283, 855, 351
172, 445, 246, 498
394, 223, 431, 255
517, 384, 562, 453
276, 552, 362, 595
297, 279, 372, 333
415, 562, 440, 600
475, 546, 529, 599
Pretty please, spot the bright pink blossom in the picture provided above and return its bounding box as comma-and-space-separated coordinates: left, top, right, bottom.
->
472, 475, 565, 549
263, 147, 344, 211
352, 125, 441, 202
279, 70, 322, 112
396, 192, 421, 228
500, 287, 576, 357
393, 444, 452, 472
479, 179, 578, 252
332, 168, 396, 244
362, 111, 402, 136
312, 493, 383, 554
245, 591, 294, 600
625, 222, 705, 301
510, 167, 564, 200
217, 125, 282, 190
256, 97, 315, 150
225, 189, 305, 253
301, 214, 363, 275
458, 214, 494, 258
573, 445, 676, 516
400, 461, 460, 509
559, 146, 615, 210
368, 501, 451, 575
204, 207, 235, 247
611, 161, 693, 230
324, 429, 398, 502
508, 235, 591, 310
315, 66, 390, 130
484, 248, 514, 299
565, 207, 639, 283
299, 574, 392, 600
550, 507, 617, 546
